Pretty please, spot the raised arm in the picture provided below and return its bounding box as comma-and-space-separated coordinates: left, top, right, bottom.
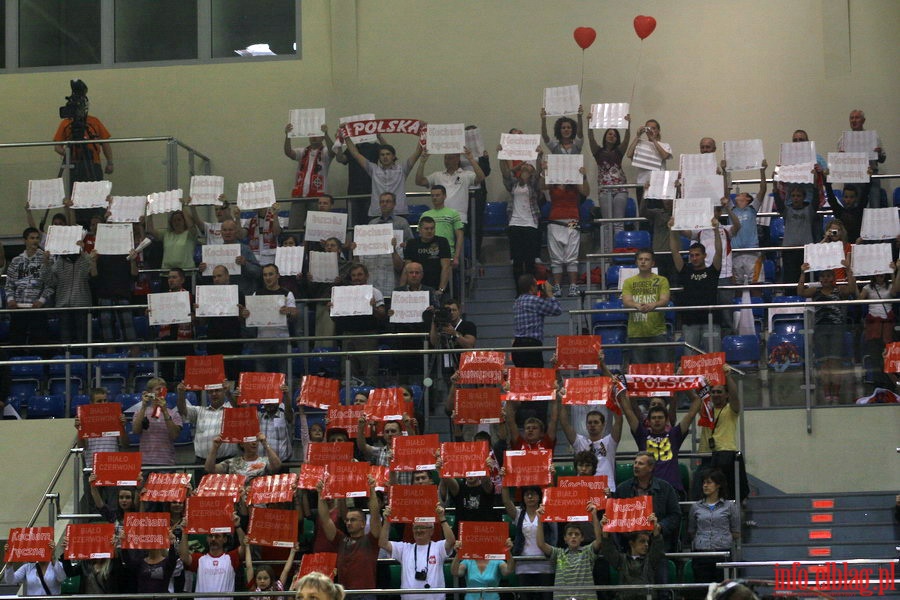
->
540, 108, 550, 145
344, 136, 370, 170
436, 503, 455, 554
415, 151, 430, 187
316, 482, 338, 541
587, 128, 600, 157
367, 477, 382, 541
620, 393, 640, 435
711, 220, 723, 271
406, 144, 424, 172
678, 387, 704, 436
465, 148, 486, 184
668, 217, 685, 272
558, 394, 578, 446
534, 506, 552, 556
283, 124, 297, 159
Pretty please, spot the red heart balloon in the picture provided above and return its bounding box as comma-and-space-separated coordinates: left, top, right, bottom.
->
633, 15, 657, 40
573, 27, 597, 50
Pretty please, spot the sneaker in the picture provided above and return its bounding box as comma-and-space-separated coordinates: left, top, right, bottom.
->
551, 283, 562, 297
568, 284, 579, 297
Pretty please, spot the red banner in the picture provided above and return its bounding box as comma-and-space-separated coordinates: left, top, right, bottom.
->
698, 389, 716, 429
322, 461, 370, 499
220, 406, 259, 443
4, 527, 54, 563
306, 442, 354, 466
183, 354, 226, 390
141, 472, 192, 503
65, 523, 115, 559
458, 521, 508, 560
439, 441, 490, 478
370, 465, 390, 492
627, 363, 675, 397
680, 352, 726, 386
603, 497, 654, 533
186, 496, 234, 534
77, 402, 123, 439
457, 351, 506, 385
363, 388, 405, 421
340, 118, 426, 141
503, 450, 553, 487
562, 377, 612, 405
298, 552, 337, 580
507, 368, 557, 401
555, 335, 602, 370
297, 464, 328, 490
392, 434, 440, 471
885, 342, 900, 372
387, 485, 439, 523
248, 473, 298, 505
298, 375, 341, 409
122, 513, 170, 550
247, 507, 299, 547
238, 372, 285, 405
541, 487, 594, 522
195, 474, 247, 502
557, 476, 609, 507
93, 452, 142, 486
453, 387, 503, 424
326, 405, 366, 438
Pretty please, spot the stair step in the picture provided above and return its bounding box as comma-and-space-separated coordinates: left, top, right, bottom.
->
742, 522, 889, 544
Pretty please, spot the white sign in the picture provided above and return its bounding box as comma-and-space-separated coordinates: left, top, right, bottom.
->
679, 153, 718, 177
851, 243, 893, 276
774, 163, 815, 185
245, 294, 286, 328
45, 225, 84, 255
330, 285, 374, 317
630, 140, 664, 172
71, 180, 112, 209
339, 114, 376, 144
646, 171, 678, 199
146, 189, 184, 216
27, 178, 66, 210
353, 224, 394, 256
860, 208, 900, 241
426, 123, 466, 155
289, 108, 327, 138
498, 134, 541, 161
202, 244, 242, 276
275, 246, 304, 276
196, 285, 240, 317
681, 173, 724, 205
589, 103, 629, 129
839, 130, 878, 160
543, 85, 580, 117
305, 211, 347, 244
236, 180, 277, 211
723, 139, 764, 172
672, 198, 714, 231
309, 251, 339, 283
189, 176, 225, 205
390, 291, 430, 324
545, 154, 584, 185
803, 241, 845, 272
827, 152, 869, 184
148, 291, 192, 326
94, 224, 133, 255
464, 127, 485, 159
779, 142, 817, 166
108, 196, 148, 223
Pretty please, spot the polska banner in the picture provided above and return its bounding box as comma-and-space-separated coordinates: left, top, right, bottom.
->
339, 119, 427, 146
679, 352, 726, 386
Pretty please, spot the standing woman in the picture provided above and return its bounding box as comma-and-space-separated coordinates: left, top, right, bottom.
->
687, 469, 740, 585
541, 106, 584, 154
500, 147, 543, 286
345, 136, 423, 218
451, 539, 515, 600
4, 543, 66, 596
860, 268, 900, 388
144, 202, 199, 271
776, 185, 817, 284
588, 115, 631, 249
501, 484, 556, 600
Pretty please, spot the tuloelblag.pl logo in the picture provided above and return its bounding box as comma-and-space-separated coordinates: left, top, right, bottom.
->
773, 561, 897, 597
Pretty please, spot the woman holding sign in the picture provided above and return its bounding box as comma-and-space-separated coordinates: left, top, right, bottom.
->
450, 538, 515, 600
588, 115, 631, 247
4, 550, 66, 596
144, 206, 198, 271
540, 106, 584, 155
501, 485, 555, 600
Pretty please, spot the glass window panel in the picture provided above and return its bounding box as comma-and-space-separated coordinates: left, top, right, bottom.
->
211, 0, 296, 58
115, 0, 198, 63
19, 0, 101, 67
0, 1, 5, 69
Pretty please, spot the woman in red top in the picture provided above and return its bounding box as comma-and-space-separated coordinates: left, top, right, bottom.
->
542, 165, 589, 297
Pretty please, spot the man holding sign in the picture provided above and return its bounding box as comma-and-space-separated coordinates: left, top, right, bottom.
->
669, 217, 723, 353
380, 502, 456, 600
535, 501, 603, 600
599, 512, 665, 599
5, 228, 53, 347
837, 109, 886, 207
179, 510, 246, 600
415, 148, 485, 226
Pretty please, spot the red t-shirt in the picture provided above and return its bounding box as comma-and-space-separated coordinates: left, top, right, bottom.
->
511, 434, 555, 452
548, 186, 581, 221
334, 530, 380, 589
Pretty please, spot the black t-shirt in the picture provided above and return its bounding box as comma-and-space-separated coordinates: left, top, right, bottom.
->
451, 482, 497, 525
677, 264, 720, 325
404, 236, 451, 290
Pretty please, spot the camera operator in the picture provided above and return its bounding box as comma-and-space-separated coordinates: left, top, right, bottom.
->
429, 298, 476, 377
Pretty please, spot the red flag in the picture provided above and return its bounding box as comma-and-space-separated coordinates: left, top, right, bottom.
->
247, 507, 299, 547
77, 402, 123, 439
507, 368, 557, 401
248, 473, 298, 505
65, 523, 115, 559
603, 497, 654, 532
183, 355, 226, 390
439, 441, 489, 478
457, 351, 506, 385
555, 335, 602, 370
122, 513, 170, 550
503, 450, 553, 487
387, 485, 440, 523
363, 388, 405, 421
141, 472, 191, 503
186, 496, 234, 534
680, 352, 726, 386
458, 521, 508, 559
93, 452, 142, 486
298, 553, 337, 580
220, 406, 260, 443
562, 377, 611, 405
322, 461, 370, 499
298, 375, 341, 409
195, 474, 247, 502
391, 434, 440, 471
238, 372, 285, 405
453, 388, 503, 424
306, 442, 354, 465
4, 528, 54, 563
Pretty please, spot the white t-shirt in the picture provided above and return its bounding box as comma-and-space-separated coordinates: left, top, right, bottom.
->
695, 225, 732, 278
508, 184, 539, 228
391, 540, 449, 600
193, 551, 239, 600
572, 433, 619, 492
204, 221, 224, 245
427, 169, 478, 223
514, 507, 553, 574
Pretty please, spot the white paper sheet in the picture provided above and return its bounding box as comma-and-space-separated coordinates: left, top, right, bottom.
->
723, 139, 764, 172
774, 163, 815, 185
145, 189, 184, 216
850, 243, 893, 276
189, 176, 225, 205
275, 246, 304, 276
545, 154, 584, 185
827, 152, 870, 184
339, 114, 377, 144
803, 242, 845, 272
148, 290, 192, 326
245, 294, 286, 328
779, 142, 817, 166
108, 196, 148, 223
27, 178, 66, 210
646, 171, 679, 199
45, 225, 84, 255
202, 243, 242, 275
543, 85, 580, 117
305, 211, 347, 244
390, 291, 430, 323
672, 198, 714, 231
94, 223, 134, 255
426, 123, 466, 154
195, 284, 240, 317
236, 180, 277, 211
464, 127, 485, 159
589, 103, 629, 129
309, 251, 339, 283
330, 285, 374, 317
289, 108, 327, 138
681, 173, 724, 205
630, 140, 664, 171
71, 180, 112, 209
679, 153, 718, 176
353, 224, 394, 256
839, 130, 878, 160
860, 208, 900, 241
498, 134, 541, 161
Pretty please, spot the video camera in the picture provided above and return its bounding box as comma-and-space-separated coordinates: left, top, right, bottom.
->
59, 79, 89, 121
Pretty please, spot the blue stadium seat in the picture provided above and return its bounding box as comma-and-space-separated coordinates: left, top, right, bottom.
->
27, 395, 66, 419
767, 333, 804, 370
604, 265, 622, 289
591, 299, 627, 328
596, 327, 626, 368
483, 202, 508, 233
723, 334, 761, 366
132, 315, 150, 340
68, 394, 90, 417
762, 259, 776, 283
624, 197, 637, 218
893, 187, 900, 207
309, 347, 340, 377
579, 198, 595, 230
769, 216, 784, 244
407, 204, 429, 225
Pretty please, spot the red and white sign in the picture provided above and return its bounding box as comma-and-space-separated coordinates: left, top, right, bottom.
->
680, 352, 726, 386
297, 464, 328, 490
507, 368, 557, 401
247, 507, 299, 547
65, 523, 115, 559
220, 406, 259, 443
183, 355, 226, 390
298, 552, 337, 580
363, 388, 405, 421
458, 521, 508, 560
322, 461, 370, 499
370, 465, 390, 492
186, 496, 234, 534
4, 527, 54, 562
453, 388, 503, 424
122, 513, 170, 550
326, 405, 366, 438
238, 372, 285, 405
556, 336, 602, 370
93, 452, 142, 486
603, 497, 654, 533
195, 474, 247, 502
627, 363, 675, 397
503, 450, 553, 487
562, 377, 612, 405
540, 487, 594, 522
248, 473, 298, 505
885, 342, 900, 373
392, 434, 440, 471
557, 476, 609, 508
439, 441, 490, 478
339, 118, 426, 142
77, 402, 124, 439
457, 351, 506, 385
141, 472, 192, 503
306, 442, 354, 466
298, 375, 340, 409
387, 485, 439, 523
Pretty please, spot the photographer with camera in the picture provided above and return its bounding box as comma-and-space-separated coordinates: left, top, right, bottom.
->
429, 298, 477, 373
53, 80, 113, 191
